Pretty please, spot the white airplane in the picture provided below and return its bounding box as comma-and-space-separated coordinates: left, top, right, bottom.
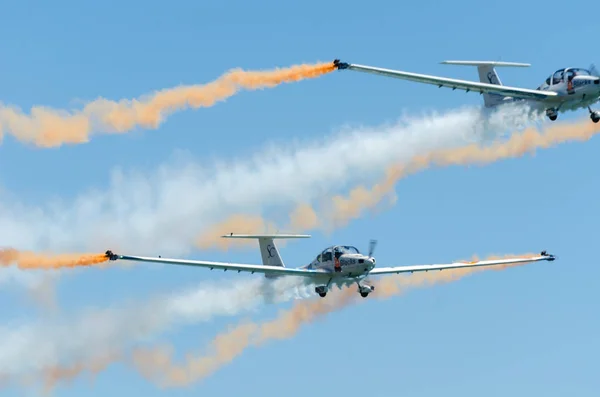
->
104, 234, 556, 298
333, 59, 600, 123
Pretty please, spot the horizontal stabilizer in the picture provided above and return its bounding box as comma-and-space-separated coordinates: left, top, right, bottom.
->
441, 60, 531, 67
221, 233, 311, 239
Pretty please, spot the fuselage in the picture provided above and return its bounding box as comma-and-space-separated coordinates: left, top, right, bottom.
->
515, 67, 600, 112
301, 245, 376, 278
538, 72, 599, 108
490, 67, 600, 118
318, 253, 375, 275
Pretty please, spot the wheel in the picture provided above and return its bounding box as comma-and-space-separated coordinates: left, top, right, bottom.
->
315, 286, 327, 297
545, 109, 558, 121
360, 292, 369, 298
591, 112, 600, 123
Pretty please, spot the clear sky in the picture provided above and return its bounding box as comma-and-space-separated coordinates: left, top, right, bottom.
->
0, 0, 598, 396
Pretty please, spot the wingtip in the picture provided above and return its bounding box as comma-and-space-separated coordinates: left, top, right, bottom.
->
105, 250, 118, 261
540, 250, 556, 261
333, 59, 349, 70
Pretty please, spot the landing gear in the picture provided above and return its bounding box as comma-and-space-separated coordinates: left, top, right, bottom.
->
589, 107, 600, 123
315, 285, 327, 298
315, 278, 333, 298
546, 108, 558, 121
357, 283, 375, 298
315, 279, 375, 298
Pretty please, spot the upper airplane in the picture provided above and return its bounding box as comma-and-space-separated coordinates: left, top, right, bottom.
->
332, 59, 600, 123
104, 234, 556, 298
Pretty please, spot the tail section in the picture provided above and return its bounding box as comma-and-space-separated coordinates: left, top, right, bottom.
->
221, 233, 310, 269
440, 60, 530, 107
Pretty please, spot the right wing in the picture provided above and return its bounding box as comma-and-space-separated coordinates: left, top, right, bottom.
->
104, 250, 327, 278
333, 60, 557, 101
368, 251, 556, 276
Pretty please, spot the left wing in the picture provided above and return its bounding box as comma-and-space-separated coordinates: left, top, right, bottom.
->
368, 251, 556, 276
333, 60, 557, 101
104, 250, 327, 278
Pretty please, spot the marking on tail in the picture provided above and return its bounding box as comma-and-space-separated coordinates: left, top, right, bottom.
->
266, 244, 276, 258
258, 238, 285, 267
221, 233, 310, 271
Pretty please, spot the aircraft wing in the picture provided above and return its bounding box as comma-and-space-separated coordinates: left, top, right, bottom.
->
104, 250, 327, 278
333, 60, 557, 101
368, 251, 556, 276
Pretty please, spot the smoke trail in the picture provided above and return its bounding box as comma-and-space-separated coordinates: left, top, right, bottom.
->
0, 274, 315, 389
29, 253, 531, 389
321, 115, 600, 227
0, 249, 108, 270
0, 61, 335, 147
128, 254, 536, 387
0, 249, 96, 312
195, 115, 600, 249
0, 249, 105, 311
0, 104, 516, 257
0, 104, 534, 388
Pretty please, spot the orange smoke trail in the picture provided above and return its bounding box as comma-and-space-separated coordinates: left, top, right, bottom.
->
28, 254, 533, 388
40, 352, 119, 394
0, 248, 109, 270
196, 116, 600, 249
128, 254, 534, 387
323, 116, 600, 226
0, 61, 335, 147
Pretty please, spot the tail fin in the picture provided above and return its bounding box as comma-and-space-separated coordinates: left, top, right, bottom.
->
440, 60, 530, 107
221, 233, 310, 268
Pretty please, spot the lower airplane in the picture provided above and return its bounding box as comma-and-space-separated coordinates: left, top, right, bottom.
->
332, 59, 600, 122
104, 234, 557, 298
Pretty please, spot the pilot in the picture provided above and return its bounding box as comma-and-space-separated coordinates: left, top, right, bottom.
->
567, 72, 575, 94
334, 247, 342, 272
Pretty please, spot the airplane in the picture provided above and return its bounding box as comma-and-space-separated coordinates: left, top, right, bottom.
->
104, 233, 557, 298
332, 59, 600, 123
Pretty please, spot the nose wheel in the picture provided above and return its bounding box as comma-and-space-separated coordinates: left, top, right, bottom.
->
357, 283, 375, 298
589, 107, 600, 123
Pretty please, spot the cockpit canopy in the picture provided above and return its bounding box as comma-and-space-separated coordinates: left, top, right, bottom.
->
544, 67, 593, 86
315, 245, 361, 262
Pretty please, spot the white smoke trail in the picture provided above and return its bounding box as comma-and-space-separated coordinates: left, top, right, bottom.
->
0, 103, 536, 259
0, 275, 314, 379
0, 102, 538, 385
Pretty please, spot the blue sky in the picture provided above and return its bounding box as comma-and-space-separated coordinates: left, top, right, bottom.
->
0, 0, 598, 395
